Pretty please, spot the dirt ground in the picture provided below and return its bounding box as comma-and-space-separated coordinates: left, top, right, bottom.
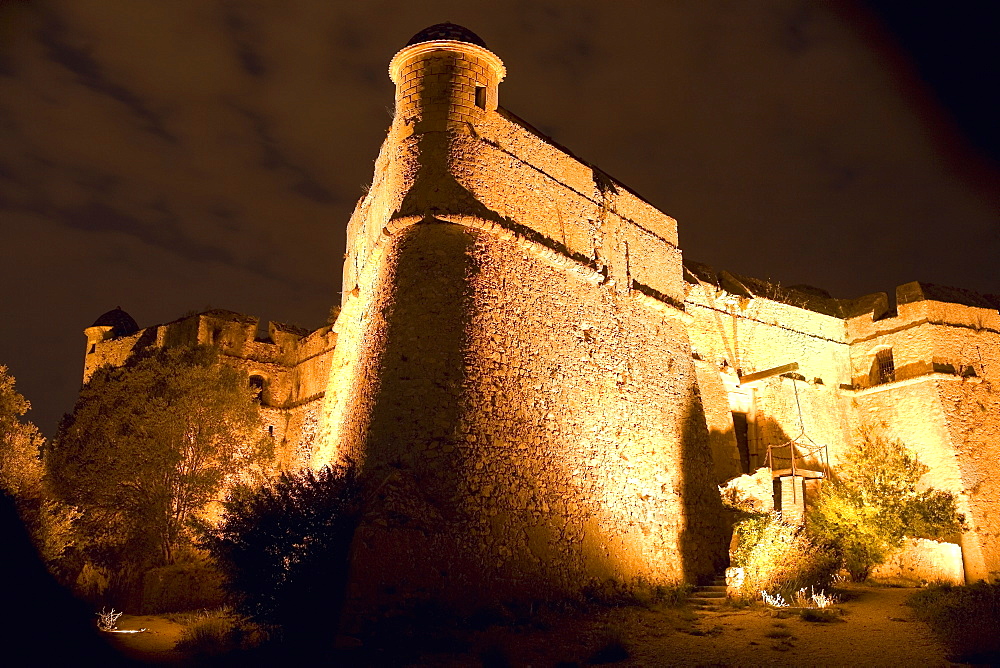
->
105, 614, 187, 665
104, 584, 956, 666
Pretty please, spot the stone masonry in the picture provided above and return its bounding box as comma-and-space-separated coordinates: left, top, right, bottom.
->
81, 24, 999, 606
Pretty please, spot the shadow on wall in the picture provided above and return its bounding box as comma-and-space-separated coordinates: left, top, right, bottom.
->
340, 222, 480, 614
679, 403, 730, 583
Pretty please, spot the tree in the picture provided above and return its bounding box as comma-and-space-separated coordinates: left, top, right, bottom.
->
47, 346, 273, 598
201, 462, 362, 641
808, 426, 964, 580
0, 364, 45, 499
0, 365, 78, 569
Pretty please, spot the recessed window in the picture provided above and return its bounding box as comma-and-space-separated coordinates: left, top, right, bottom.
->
872, 348, 895, 385
249, 375, 266, 400
474, 85, 486, 109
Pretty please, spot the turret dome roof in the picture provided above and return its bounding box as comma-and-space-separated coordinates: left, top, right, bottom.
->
91, 307, 139, 337
405, 22, 487, 48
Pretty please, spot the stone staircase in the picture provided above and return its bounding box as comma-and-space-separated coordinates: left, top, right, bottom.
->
688, 575, 728, 608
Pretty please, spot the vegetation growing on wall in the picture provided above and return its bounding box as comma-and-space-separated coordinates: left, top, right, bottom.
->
807, 426, 963, 580
47, 346, 273, 605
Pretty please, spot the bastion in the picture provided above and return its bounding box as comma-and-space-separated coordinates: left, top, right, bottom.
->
80, 24, 1000, 606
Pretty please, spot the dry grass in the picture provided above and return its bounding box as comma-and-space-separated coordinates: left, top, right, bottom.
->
907, 582, 1000, 663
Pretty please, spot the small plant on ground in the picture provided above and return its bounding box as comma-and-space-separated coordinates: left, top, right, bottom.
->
175, 615, 234, 656
588, 628, 630, 664
799, 608, 841, 623
730, 511, 837, 601
581, 577, 691, 609
164, 607, 222, 625
791, 586, 837, 608
95, 607, 122, 632
907, 581, 1000, 663
761, 590, 788, 607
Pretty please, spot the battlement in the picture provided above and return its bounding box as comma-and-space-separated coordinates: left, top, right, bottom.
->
82, 308, 336, 468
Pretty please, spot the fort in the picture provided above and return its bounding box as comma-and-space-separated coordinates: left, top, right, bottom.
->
81, 24, 999, 609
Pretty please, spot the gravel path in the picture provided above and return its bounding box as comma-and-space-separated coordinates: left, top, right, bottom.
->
623, 585, 954, 666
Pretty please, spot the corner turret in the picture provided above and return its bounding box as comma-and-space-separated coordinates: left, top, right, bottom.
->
83, 307, 140, 382
389, 22, 505, 133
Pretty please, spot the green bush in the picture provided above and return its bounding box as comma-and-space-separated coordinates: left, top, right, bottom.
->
808, 427, 963, 580
200, 462, 362, 641
140, 560, 224, 613
907, 582, 1000, 662
731, 511, 838, 601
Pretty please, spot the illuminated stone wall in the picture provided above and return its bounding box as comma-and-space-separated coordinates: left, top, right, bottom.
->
871, 537, 965, 585
847, 287, 1000, 581
314, 34, 727, 612
322, 222, 725, 610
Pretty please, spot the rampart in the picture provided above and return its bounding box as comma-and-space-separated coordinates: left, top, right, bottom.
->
316, 27, 726, 613
76, 24, 1000, 598
845, 283, 1000, 581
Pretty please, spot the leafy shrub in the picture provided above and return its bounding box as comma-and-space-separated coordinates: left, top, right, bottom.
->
48, 346, 272, 606
730, 511, 837, 601
907, 582, 1000, 663
140, 560, 225, 613
200, 462, 363, 641
808, 427, 963, 580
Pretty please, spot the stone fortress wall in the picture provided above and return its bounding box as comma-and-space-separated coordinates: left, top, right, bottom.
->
314, 26, 726, 611
844, 283, 1000, 581
79, 24, 1000, 600
682, 263, 1000, 581
84, 308, 336, 471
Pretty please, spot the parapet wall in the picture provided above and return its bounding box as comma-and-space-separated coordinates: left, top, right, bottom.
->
684, 274, 853, 482
342, 104, 682, 313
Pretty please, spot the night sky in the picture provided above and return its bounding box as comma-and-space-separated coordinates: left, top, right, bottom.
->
1, 1, 997, 434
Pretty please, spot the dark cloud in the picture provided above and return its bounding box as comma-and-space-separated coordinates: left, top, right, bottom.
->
222, 4, 267, 77
231, 103, 339, 204
37, 14, 176, 142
